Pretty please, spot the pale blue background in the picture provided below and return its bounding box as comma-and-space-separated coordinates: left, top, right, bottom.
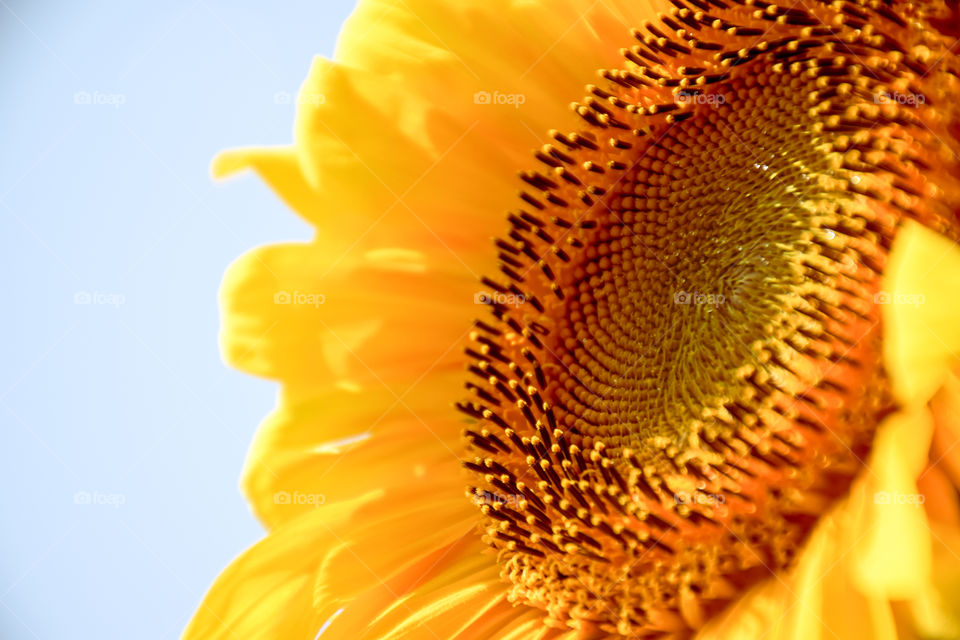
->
0, 1, 356, 637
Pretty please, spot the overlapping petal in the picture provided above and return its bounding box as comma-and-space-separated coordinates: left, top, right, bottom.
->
219, 237, 475, 385
883, 221, 960, 407
183, 493, 378, 640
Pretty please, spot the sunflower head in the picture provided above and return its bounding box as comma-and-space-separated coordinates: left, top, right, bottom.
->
459, 0, 960, 634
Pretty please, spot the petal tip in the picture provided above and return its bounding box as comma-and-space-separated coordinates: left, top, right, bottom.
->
210, 148, 254, 180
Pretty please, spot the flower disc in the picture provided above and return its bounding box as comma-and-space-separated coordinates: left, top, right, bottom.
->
459, 0, 960, 635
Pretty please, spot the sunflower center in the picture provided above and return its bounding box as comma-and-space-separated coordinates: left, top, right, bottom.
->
553, 98, 826, 454
460, 0, 960, 635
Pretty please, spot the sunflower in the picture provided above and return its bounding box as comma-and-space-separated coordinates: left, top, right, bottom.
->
185, 0, 960, 638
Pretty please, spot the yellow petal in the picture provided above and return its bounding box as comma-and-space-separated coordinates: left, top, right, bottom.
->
211, 146, 319, 227
930, 369, 960, 491
372, 576, 505, 640
182, 493, 378, 640
696, 523, 830, 640
317, 535, 507, 639
220, 0, 672, 256
849, 408, 935, 599
883, 220, 960, 407
911, 521, 960, 638
314, 481, 478, 605
697, 477, 898, 640
186, 487, 493, 640
219, 239, 475, 384
490, 611, 561, 640
241, 373, 466, 528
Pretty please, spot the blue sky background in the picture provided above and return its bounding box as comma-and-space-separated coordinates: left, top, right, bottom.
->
0, 1, 355, 637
